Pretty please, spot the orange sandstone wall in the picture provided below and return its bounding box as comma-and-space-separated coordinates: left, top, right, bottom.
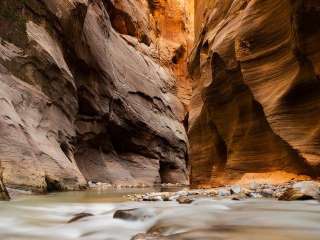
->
189, 0, 320, 187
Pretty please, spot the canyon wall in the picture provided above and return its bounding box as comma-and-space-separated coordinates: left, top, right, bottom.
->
0, 0, 191, 192
189, 0, 320, 187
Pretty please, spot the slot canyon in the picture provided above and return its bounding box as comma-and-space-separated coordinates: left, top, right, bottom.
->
0, 0, 320, 195
1, 1, 320, 240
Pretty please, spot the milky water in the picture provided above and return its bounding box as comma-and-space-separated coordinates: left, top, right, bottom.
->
0, 188, 320, 240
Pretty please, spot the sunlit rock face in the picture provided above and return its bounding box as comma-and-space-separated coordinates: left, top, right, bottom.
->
0, 0, 190, 191
189, 0, 320, 187
105, 0, 193, 107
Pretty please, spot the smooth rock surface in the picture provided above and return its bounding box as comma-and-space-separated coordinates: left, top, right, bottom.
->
114, 208, 155, 221
189, 0, 320, 187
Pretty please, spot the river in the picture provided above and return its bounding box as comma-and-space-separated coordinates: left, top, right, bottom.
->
0, 188, 320, 240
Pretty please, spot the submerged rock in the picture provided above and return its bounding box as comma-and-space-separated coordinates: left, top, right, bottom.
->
68, 213, 94, 223
132, 233, 169, 240
113, 208, 154, 221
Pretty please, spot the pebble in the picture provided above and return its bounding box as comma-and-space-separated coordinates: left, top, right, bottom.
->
128, 181, 320, 203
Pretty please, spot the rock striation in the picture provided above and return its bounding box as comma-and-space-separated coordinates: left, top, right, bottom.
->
0, 0, 191, 192
189, 0, 320, 187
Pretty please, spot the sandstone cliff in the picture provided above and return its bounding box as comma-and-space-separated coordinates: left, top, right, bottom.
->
0, 0, 191, 192
189, 0, 320, 187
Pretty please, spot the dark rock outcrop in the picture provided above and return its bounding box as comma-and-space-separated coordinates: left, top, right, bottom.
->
113, 208, 155, 221
0, 0, 190, 191
68, 212, 94, 223
0, 168, 9, 200
189, 0, 320, 187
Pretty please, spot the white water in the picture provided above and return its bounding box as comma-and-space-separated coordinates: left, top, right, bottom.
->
0, 189, 320, 240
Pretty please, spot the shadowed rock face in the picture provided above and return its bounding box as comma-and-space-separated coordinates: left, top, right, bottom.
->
0, 0, 190, 191
189, 0, 320, 187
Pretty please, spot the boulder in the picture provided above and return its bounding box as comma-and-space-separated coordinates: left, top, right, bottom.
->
176, 196, 194, 204
0, 179, 9, 201
68, 213, 94, 223
279, 181, 320, 201
113, 208, 154, 221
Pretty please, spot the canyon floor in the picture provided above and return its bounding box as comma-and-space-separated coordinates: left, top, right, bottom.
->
0, 181, 319, 240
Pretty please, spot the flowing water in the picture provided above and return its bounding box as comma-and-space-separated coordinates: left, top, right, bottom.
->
0, 188, 320, 240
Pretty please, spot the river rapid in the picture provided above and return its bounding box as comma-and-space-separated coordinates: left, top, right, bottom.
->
0, 188, 320, 240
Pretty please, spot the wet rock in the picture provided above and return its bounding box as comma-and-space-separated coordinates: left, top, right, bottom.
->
0, 170, 9, 201
6, 188, 32, 199
241, 188, 253, 196
279, 181, 320, 201
230, 185, 241, 194
68, 213, 94, 223
161, 193, 172, 201
114, 208, 154, 221
176, 196, 193, 204
143, 196, 162, 202
260, 188, 274, 198
0, 180, 9, 201
247, 192, 263, 199
132, 233, 169, 240
231, 196, 241, 201
218, 188, 231, 197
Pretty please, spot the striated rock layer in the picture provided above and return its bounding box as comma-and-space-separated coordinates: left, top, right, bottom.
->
189, 0, 320, 187
0, 0, 191, 192
105, 0, 193, 107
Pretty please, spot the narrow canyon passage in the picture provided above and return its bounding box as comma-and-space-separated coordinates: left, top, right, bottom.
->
0, 0, 320, 194
1, 1, 320, 240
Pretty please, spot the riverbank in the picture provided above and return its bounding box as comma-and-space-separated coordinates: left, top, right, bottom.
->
128, 181, 320, 202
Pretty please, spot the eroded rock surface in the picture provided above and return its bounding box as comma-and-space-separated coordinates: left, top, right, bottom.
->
0, 169, 9, 200
0, 0, 190, 191
189, 0, 320, 187
105, 0, 193, 106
